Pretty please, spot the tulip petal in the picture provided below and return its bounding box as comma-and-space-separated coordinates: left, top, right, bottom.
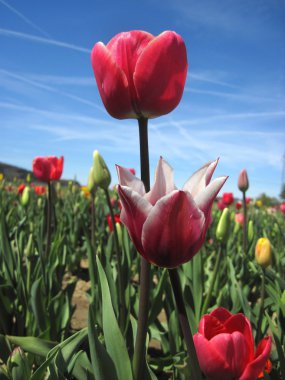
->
194, 333, 231, 380
210, 307, 232, 323
210, 332, 250, 378
225, 314, 255, 359
91, 42, 135, 119
145, 157, 176, 205
117, 185, 152, 255
194, 176, 228, 216
239, 337, 272, 380
134, 31, 188, 118
183, 159, 218, 197
116, 165, 145, 196
141, 190, 204, 268
32, 157, 52, 182
49, 156, 64, 180
107, 31, 153, 109
199, 315, 227, 339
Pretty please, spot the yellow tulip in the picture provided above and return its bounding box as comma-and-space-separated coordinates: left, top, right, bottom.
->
255, 238, 271, 268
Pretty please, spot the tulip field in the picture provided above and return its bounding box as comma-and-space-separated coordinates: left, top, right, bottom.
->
1, 30, 285, 380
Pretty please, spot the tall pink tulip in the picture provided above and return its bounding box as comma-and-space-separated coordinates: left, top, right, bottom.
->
91, 30, 188, 119
194, 307, 272, 380
117, 157, 227, 268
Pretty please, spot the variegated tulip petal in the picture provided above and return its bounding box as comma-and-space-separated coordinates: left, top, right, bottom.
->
183, 159, 218, 197
116, 165, 145, 196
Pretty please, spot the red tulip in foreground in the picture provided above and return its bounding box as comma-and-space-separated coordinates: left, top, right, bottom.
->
194, 307, 272, 380
32, 156, 64, 182
117, 157, 227, 268
91, 30, 188, 119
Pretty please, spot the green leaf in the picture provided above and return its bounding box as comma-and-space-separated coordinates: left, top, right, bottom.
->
6, 335, 55, 356
96, 256, 133, 380
88, 306, 118, 380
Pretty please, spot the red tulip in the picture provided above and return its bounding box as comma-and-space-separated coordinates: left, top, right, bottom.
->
217, 199, 226, 210
117, 157, 227, 268
194, 307, 272, 380
222, 192, 234, 206
17, 183, 26, 194
106, 214, 121, 232
236, 201, 242, 210
32, 156, 64, 182
91, 30, 188, 119
238, 169, 249, 192
246, 197, 251, 205
34, 185, 46, 196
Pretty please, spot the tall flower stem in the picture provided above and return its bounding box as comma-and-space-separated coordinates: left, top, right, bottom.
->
256, 268, 265, 343
242, 190, 247, 253
88, 189, 97, 305
105, 188, 125, 331
45, 181, 52, 258
169, 268, 203, 380
201, 244, 223, 316
133, 117, 151, 380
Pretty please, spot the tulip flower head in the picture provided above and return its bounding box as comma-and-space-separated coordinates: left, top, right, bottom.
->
222, 192, 234, 206
34, 185, 46, 196
106, 214, 121, 232
235, 212, 244, 225
217, 199, 226, 210
194, 307, 272, 380
236, 201, 242, 210
32, 156, 64, 182
280, 203, 285, 214
117, 157, 227, 268
238, 169, 249, 192
255, 237, 271, 268
17, 183, 26, 195
91, 30, 188, 119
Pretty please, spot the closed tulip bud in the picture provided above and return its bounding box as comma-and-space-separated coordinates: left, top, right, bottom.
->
116, 222, 123, 247
26, 173, 31, 183
8, 347, 31, 380
21, 187, 30, 207
37, 197, 42, 208
93, 150, 111, 190
24, 233, 33, 257
68, 180, 73, 190
87, 166, 96, 192
248, 220, 254, 243
216, 207, 230, 244
238, 169, 249, 192
255, 238, 271, 268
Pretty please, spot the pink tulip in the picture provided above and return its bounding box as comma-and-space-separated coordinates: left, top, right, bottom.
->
194, 307, 272, 380
91, 30, 188, 119
280, 203, 285, 214
235, 212, 244, 225
238, 169, 249, 192
117, 157, 227, 268
33, 156, 64, 182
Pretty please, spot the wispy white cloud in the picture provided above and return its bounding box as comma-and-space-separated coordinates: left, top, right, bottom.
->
0, 69, 104, 111
0, 28, 90, 53
0, 0, 51, 38
24, 74, 94, 86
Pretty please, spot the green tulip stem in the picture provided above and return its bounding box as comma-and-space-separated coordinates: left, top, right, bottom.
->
45, 181, 52, 258
201, 244, 223, 316
133, 117, 152, 380
104, 188, 125, 330
88, 189, 97, 305
256, 268, 266, 343
168, 268, 203, 380
242, 190, 248, 253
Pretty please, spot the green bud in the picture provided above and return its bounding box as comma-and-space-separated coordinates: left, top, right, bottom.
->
116, 222, 123, 247
24, 233, 33, 257
87, 166, 96, 192
68, 180, 73, 191
21, 187, 30, 207
93, 150, 111, 190
247, 220, 254, 243
216, 207, 230, 244
26, 173, 31, 183
37, 197, 42, 208
233, 221, 241, 234
8, 347, 31, 380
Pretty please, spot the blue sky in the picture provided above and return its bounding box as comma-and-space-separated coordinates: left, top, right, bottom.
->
0, 0, 284, 198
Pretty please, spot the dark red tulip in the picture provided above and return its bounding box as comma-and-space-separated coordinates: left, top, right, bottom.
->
91, 30, 188, 119
32, 156, 64, 182
222, 192, 234, 206
236, 201, 242, 210
194, 307, 272, 380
